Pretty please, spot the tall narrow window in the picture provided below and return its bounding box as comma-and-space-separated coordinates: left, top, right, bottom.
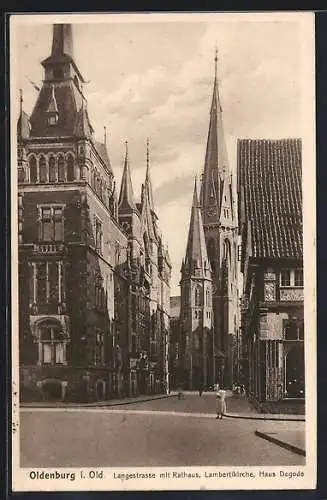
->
95, 219, 103, 254
280, 270, 291, 287
67, 154, 75, 181
49, 156, 57, 182
38, 322, 65, 365
39, 206, 64, 242
195, 286, 202, 306
37, 262, 47, 303
29, 156, 37, 183
58, 155, 65, 182
294, 269, 303, 287
39, 156, 47, 183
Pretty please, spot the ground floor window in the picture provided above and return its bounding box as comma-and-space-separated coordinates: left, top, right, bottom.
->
37, 321, 66, 365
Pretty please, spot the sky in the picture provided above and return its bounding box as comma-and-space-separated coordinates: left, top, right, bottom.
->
12, 13, 308, 295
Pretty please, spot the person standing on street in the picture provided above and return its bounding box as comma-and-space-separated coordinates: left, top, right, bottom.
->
215, 385, 227, 419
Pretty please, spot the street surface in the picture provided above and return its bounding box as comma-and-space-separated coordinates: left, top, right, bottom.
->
20, 393, 305, 468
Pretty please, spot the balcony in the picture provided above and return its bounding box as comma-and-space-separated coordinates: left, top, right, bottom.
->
33, 243, 65, 255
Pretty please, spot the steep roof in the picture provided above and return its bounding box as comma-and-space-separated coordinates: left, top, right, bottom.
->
17, 110, 31, 140
238, 138, 303, 259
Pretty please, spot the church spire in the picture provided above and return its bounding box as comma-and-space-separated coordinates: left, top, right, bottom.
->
144, 137, 155, 212
118, 141, 136, 211
51, 24, 74, 60
200, 49, 230, 224
184, 177, 210, 275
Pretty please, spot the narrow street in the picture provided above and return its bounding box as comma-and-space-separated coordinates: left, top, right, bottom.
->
20, 393, 305, 468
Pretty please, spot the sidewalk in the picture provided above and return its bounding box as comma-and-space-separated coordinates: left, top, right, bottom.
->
20, 392, 176, 408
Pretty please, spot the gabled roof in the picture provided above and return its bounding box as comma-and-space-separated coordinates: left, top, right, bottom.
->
238, 138, 303, 259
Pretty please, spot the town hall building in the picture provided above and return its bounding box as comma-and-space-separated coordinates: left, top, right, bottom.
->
17, 24, 171, 402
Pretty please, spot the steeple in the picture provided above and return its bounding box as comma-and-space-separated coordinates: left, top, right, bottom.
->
144, 138, 155, 212
118, 141, 136, 211
200, 49, 230, 224
41, 24, 85, 83
17, 88, 30, 140
184, 177, 210, 275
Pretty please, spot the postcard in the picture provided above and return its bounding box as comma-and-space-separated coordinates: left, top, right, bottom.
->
10, 11, 316, 492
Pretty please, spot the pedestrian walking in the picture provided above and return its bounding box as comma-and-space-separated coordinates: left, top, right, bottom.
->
215, 385, 227, 419
199, 383, 203, 397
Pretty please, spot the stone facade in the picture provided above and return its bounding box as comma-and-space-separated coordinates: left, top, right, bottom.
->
17, 24, 171, 402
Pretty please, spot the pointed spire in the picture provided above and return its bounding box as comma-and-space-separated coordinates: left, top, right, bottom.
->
17, 88, 30, 140
104, 126, 107, 146
144, 137, 155, 212
192, 175, 199, 207
184, 177, 210, 275
201, 48, 230, 223
118, 141, 136, 211
51, 24, 74, 60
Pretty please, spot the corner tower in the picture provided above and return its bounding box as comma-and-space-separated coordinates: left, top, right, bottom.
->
200, 50, 238, 386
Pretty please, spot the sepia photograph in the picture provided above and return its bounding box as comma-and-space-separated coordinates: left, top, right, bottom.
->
10, 12, 316, 491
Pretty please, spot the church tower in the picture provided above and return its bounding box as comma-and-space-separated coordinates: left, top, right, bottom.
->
180, 178, 213, 390
200, 51, 238, 386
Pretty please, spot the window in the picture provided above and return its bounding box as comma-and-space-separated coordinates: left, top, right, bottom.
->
48, 115, 58, 125
29, 156, 37, 183
95, 331, 105, 365
35, 261, 61, 304
95, 273, 104, 309
67, 155, 75, 181
95, 219, 103, 254
39, 206, 64, 242
58, 155, 65, 182
49, 156, 57, 182
294, 269, 303, 287
280, 270, 291, 287
39, 156, 47, 183
195, 286, 202, 306
284, 319, 304, 341
38, 322, 65, 365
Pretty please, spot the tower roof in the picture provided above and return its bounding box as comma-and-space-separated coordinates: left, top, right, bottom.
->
201, 50, 230, 221
184, 177, 210, 275
118, 141, 136, 211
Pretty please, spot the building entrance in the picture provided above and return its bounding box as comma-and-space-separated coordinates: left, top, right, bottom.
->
285, 343, 305, 398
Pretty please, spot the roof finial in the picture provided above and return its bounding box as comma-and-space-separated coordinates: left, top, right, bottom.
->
19, 88, 23, 114
146, 137, 150, 170
125, 140, 128, 160
104, 126, 107, 146
214, 46, 218, 80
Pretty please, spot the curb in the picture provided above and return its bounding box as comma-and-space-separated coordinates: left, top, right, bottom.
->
224, 413, 305, 422
20, 393, 176, 409
255, 430, 305, 456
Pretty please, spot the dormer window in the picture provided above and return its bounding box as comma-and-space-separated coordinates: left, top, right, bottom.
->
48, 115, 58, 126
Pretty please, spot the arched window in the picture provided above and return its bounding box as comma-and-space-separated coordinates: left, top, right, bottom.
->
58, 155, 65, 182
38, 321, 65, 365
49, 156, 57, 182
195, 285, 202, 306
39, 155, 47, 183
207, 238, 216, 272
29, 155, 37, 183
67, 154, 75, 182
223, 239, 231, 264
